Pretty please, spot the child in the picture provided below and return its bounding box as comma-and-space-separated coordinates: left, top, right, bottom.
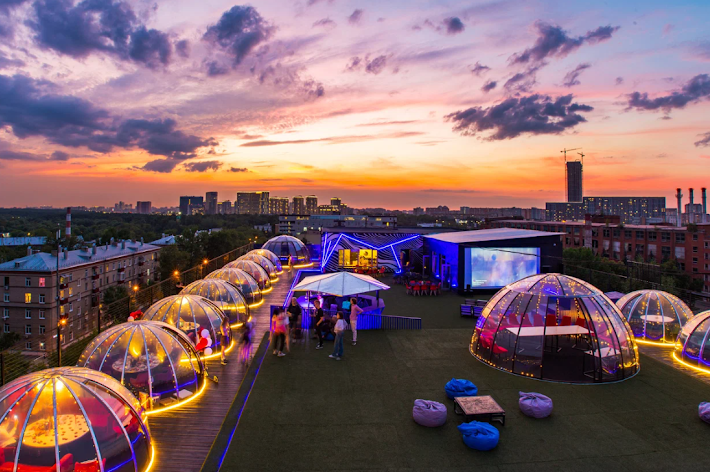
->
329, 312, 347, 361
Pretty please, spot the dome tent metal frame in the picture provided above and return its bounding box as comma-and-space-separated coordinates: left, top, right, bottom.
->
674, 310, 710, 373
224, 259, 272, 293
0, 367, 153, 472
470, 273, 639, 384
180, 279, 250, 327
205, 267, 263, 308
616, 290, 693, 346
239, 253, 279, 281
261, 235, 312, 267
78, 320, 206, 413
248, 248, 283, 273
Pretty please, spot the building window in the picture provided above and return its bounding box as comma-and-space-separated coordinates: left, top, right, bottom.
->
636, 231, 644, 240
661, 246, 671, 260
25, 341, 31, 350
693, 234, 699, 241
648, 232, 657, 241
69, 330, 74, 341
693, 257, 698, 264
25, 325, 31, 335
39, 342, 45, 351
68, 287, 73, 296
625, 230, 632, 239
39, 294, 45, 304
24, 293, 31, 303
3, 277, 8, 288
693, 247, 698, 253
676, 233, 686, 243
69, 303, 73, 312
3, 294, 9, 303
3, 325, 8, 333
25, 309, 31, 319
2, 308, 8, 319
25, 278, 31, 287
39, 310, 45, 319
613, 229, 620, 237
85, 269, 88, 278
661, 232, 671, 242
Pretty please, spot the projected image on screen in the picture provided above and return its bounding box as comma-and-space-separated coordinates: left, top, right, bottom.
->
464, 247, 540, 289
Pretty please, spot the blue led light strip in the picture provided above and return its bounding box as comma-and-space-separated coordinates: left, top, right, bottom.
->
321, 233, 419, 271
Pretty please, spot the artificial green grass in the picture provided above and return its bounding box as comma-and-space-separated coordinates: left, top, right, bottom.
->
219, 326, 710, 472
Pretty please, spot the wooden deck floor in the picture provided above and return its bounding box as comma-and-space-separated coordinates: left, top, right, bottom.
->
147, 270, 295, 472
639, 343, 710, 386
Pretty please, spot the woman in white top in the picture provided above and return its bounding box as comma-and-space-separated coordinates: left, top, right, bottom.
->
349, 297, 363, 346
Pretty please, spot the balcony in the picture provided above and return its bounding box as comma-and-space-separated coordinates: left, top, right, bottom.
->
138, 260, 145, 266
117, 267, 125, 273
92, 287, 100, 294
91, 273, 99, 280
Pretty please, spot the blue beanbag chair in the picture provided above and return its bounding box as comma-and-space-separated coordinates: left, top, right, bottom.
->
519, 391, 553, 419
445, 378, 478, 399
458, 421, 499, 451
413, 399, 447, 427
699, 402, 710, 424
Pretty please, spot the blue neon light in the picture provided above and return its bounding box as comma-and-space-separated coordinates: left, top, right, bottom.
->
283, 269, 320, 309
321, 233, 420, 271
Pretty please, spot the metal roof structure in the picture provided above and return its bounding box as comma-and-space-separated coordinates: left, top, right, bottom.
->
0, 240, 160, 272
424, 228, 563, 244
149, 234, 176, 246
0, 237, 47, 247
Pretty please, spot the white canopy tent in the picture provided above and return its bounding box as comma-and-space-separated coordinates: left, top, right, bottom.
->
292, 272, 390, 297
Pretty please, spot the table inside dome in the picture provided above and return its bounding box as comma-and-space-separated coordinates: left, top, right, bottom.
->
23, 415, 89, 448
112, 356, 161, 374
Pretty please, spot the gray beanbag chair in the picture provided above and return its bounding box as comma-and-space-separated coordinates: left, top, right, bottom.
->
699, 402, 710, 424
413, 399, 447, 427
519, 391, 553, 418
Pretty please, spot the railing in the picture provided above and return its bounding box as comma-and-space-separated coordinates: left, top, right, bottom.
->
274, 305, 422, 331
0, 242, 254, 386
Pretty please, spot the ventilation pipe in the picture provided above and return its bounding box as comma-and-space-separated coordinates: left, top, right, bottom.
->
689, 188, 695, 224
65, 207, 71, 240
703, 188, 707, 222
675, 188, 683, 227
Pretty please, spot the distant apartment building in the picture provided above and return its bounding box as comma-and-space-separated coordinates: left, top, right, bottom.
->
179, 196, 204, 216
236, 192, 269, 215
546, 197, 666, 224
331, 197, 342, 208
269, 197, 289, 215
136, 201, 152, 214
413, 207, 424, 216
425, 206, 450, 216
490, 219, 710, 294
0, 240, 161, 352
566, 160, 583, 202
217, 201, 234, 215
305, 196, 318, 215
292, 196, 306, 215
205, 192, 218, 215
277, 215, 397, 236
113, 201, 133, 213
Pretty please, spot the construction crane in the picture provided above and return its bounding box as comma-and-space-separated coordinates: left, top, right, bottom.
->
560, 148, 583, 202
577, 151, 585, 165
560, 147, 581, 163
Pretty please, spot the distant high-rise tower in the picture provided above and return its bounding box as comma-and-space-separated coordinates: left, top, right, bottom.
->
205, 192, 218, 215
305, 195, 318, 215
292, 196, 305, 215
236, 191, 269, 215
136, 201, 152, 214
566, 161, 583, 202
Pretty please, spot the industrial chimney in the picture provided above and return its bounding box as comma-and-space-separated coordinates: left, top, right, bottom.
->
65, 207, 71, 240
703, 188, 708, 223
675, 188, 683, 227
689, 188, 695, 224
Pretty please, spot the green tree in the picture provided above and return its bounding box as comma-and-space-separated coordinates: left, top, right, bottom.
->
159, 245, 190, 279
102, 286, 128, 305
0, 332, 21, 351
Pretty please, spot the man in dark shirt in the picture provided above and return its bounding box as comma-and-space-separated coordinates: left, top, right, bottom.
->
313, 299, 326, 349
287, 297, 302, 338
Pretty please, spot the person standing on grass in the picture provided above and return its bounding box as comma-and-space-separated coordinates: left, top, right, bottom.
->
220, 315, 230, 366
329, 312, 346, 360
314, 299, 326, 349
349, 297, 363, 346
271, 308, 287, 357
287, 297, 302, 340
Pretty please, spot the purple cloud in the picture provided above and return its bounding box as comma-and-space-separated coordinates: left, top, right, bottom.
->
471, 61, 490, 76
183, 160, 222, 172
443, 17, 465, 35
695, 132, 710, 147
175, 39, 190, 58
348, 9, 363, 25
365, 55, 387, 74
615, 76, 624, 85
229, 166, 249, 172
562, 63, 591, 87
504, 63, 544, 93
445, 94, 593, 140
626, 74, 710, 112
481, 80, 497, 92
312, 18, 336, 28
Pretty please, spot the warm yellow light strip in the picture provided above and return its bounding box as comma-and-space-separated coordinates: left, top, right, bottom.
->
261, 286, 273, 294
270, 276, 280, 282
292, 262, 314, 268
247, 299, 265, 309
202, 338, 235, 360
635, 339, 675, 348
671, 351, 710, 374
229, 315, 252, 329
145, 375, 209, 416
144, 445, 156, 472
275, 270, 284, 275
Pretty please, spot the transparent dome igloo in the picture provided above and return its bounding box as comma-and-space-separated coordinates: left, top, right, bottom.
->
180, 279, 249, 326
470, 274, 639, 383
674, 311, 710, 371
205, 268, 262, 307
224, 259, 272, 292
248, 249, 283, 273
143, 295, 230, 352
0, 367, 152, 472
239, 254, 278, 280
78, 321, 205, 412
261, 235, 311, 266
616, 290, 693, 345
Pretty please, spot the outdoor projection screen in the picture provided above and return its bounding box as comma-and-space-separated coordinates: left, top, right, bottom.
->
464, 247, 540, 289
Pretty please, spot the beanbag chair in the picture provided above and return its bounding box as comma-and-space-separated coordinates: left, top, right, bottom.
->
519, 391, 553, 419
445, 378, 478, 399
413, 399, 447, 427
458, 421, 499, 451
699, 402, 710, 424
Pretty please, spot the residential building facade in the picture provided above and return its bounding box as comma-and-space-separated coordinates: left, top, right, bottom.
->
277, 215, 397, 236
236, 192, 269, 215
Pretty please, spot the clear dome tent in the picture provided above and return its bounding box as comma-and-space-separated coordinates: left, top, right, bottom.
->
239, 253, 278, 280
143, 295, 229, 352
205, 268, 263, 307
180, 279, 250, 326
674, 310, 710, 371
78, 321, 205, 412
224, 259, 272, 292
616, 290, 693, 345
0, 367, 152, 472
470, 273, 639, 383
261, 235, 311, 266
248, 249, 283, 273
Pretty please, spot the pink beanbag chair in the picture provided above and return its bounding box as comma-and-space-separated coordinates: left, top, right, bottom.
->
519, 391, 553, 418
413, 399, 447, 427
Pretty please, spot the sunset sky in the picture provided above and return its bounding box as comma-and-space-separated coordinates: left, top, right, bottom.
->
0, 0, 709, 209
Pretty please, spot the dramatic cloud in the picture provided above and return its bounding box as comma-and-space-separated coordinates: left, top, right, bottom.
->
203, 5, 275, 72
50, 150, 69, 160
445, 94, 593, 140
510, 21, 620, 64
312, 18, 336, 28
471, 62, 490, 76
562, 63, 591, 87
0, 150, 44, 160
347, 9, 363, 25
481, 80, 497, 92
229, 166, 248, 172
117, 118, 216, 159
256, 63, 324, 98
183, 160, 222, 172
345, 56, 361, 71
626, 74, 710, 112
695, 132, 710, 147
0, 0, 28, 37
128, 27, 172, 69
0, 52, 25, 69
504, 63, 544, 93
443, 17, 465, 35
615, 76, 624, 85
175, 39, 190, 58
365, 55, 387, 74
0, 0, 28, 11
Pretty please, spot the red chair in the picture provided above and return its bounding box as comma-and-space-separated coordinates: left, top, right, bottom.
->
412, 285, 421, 296
379, 267, 385, 277
422, 283, 431, 296
561, 316, 572, 326
576, 318, 587, 328
406, 283, 414, 295
545, 314, 557, 326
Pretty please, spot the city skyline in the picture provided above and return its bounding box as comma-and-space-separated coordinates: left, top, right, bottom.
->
0, 0, 709, 209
